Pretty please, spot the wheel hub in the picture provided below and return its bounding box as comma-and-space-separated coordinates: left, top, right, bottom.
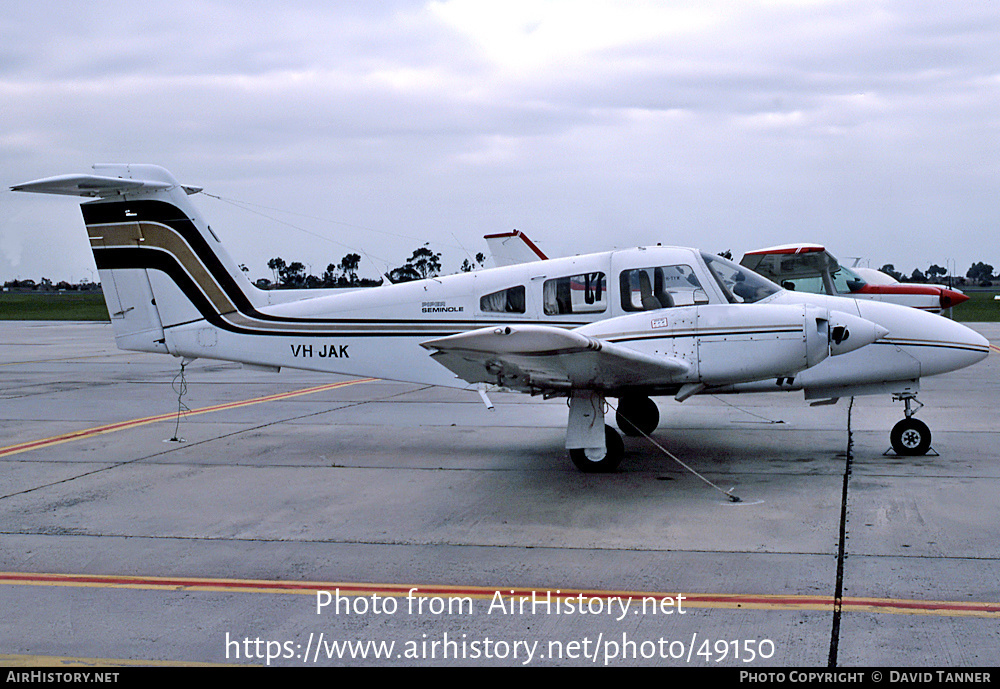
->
901, 430, 922, 448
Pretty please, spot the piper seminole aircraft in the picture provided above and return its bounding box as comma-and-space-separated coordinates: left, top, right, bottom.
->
12, 165, 990, 470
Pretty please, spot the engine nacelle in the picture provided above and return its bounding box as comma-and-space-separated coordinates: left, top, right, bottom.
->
616, 304, 888, 386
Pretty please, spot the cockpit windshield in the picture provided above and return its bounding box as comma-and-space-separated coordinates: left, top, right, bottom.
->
832, 266, 868, 294
701, 252, 782, 304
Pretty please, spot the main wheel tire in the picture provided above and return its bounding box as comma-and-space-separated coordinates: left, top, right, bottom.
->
616, 395, 659, 437
569, 425, 624, 473
890, 418, 932, 456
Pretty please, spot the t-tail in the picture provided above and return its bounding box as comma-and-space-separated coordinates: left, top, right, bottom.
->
12, 164, 268, 354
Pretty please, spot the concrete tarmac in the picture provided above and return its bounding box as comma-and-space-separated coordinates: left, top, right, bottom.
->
0, 321, 997, 667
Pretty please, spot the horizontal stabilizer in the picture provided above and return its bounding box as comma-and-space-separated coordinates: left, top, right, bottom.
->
11, 173, 202, 198
421, 324, 690, 393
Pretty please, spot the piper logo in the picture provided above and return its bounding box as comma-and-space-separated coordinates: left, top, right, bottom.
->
650, 317, 668, 329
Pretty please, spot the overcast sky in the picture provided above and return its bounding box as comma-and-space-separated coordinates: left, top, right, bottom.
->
2, 0, 998, 284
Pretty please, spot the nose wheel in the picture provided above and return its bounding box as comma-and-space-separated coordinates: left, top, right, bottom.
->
890, 418, 932, 456
889, 393, 932, 456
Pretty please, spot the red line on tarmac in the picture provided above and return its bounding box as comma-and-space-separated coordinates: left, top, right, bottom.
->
1, 571, 996, 618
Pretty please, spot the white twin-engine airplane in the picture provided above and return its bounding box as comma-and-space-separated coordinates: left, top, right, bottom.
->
12, 165, 990, 472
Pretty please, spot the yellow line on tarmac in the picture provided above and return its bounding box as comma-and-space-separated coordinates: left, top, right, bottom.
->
0, 353, 133, 367
0, 653, 231, 667
2, 571, 997, 619
0, 378, 376, 458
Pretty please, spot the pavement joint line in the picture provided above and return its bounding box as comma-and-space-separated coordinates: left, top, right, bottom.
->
1, 571, 997, 617
827, 399, 854, 666
0, 378, 377, 459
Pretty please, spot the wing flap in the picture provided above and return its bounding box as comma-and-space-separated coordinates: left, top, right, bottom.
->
422, 324, 690, 393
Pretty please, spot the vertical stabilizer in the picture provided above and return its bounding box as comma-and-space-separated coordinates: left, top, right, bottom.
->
12, 164, 266, 354
484, 230, 548, 267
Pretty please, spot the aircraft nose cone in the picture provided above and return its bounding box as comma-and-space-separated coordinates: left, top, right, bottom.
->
940, 288, 969, 308
937, 322, 991, 375
843, 298, 989, 377
955, 323, 991, 367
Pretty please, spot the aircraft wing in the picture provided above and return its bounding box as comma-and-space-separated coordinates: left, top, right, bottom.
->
421, 324, 690, 393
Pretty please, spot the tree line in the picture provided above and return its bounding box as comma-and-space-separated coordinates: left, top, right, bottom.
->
258, 253, 381, 289
878, 262, 996, 287
256, 248, 487, 289
3, 277, 101, 292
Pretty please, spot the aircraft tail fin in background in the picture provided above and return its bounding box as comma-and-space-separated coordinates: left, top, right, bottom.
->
484, 230, 548, 267
12, 164, 266, 354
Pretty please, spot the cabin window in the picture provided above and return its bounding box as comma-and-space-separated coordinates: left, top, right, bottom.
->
480, 285, 526, 313
620, 265, 706, 311
542, 272, 607, 315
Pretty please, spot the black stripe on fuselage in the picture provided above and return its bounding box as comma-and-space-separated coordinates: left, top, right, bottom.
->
85, 200, 490, 327
85, 200, 599, 331
88, 200, 817, 344
93, 247, 469, 338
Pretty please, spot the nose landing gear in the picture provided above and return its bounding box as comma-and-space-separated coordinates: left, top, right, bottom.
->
889, 393, 932, 456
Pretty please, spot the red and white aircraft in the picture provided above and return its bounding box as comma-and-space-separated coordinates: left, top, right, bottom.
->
739, 244, 968, 314
12, 166, 990, 470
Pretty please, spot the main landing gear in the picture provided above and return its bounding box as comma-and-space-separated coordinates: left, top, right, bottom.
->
889, 393, 932, 456
564, 393, 660, 472
615, 394, 659, 437
569, 425, 624, 473
566, 391, 624, 472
